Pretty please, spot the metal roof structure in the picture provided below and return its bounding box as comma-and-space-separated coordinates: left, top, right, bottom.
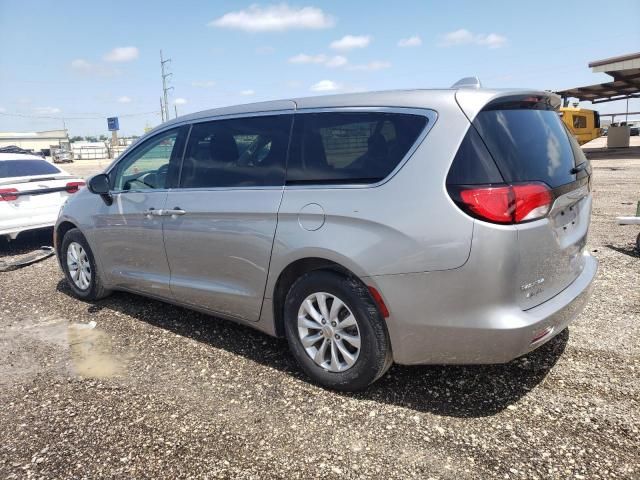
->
555, 52, 640, 104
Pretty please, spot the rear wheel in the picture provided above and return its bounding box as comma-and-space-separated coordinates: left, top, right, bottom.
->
61, 228, 111, 301
284, 270, 392, 391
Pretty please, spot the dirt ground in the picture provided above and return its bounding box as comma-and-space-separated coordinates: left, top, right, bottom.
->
0, 156, 638, 479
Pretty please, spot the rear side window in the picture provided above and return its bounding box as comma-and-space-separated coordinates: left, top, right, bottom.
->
0, 159, 61, 178
180, 115, 292, 188
472, 98, 580, 188
287, 112, 427, 184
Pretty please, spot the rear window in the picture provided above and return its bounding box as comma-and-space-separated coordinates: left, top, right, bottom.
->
0, 159, 61, 179
287, 112, 427, 184
471, 98, 579, 188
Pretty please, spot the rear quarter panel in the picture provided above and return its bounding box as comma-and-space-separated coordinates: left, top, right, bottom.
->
266, 95, 476, 298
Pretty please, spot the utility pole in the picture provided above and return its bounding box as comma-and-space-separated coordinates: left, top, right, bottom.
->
160, 97, 165, 123
174, 104, 178, 118
160, 50, 173, 123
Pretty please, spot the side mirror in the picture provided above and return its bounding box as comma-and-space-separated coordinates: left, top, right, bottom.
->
88, 173, 113, 205
88, 173, 110, 195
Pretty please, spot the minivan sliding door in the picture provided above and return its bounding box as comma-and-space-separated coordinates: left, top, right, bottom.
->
162, 112, 293, 321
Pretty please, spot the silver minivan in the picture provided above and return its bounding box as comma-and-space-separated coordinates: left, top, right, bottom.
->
55, 86, 598, 391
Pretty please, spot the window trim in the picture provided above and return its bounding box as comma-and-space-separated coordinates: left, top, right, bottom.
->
105, 107, 436, 193
284, 107, 437, 190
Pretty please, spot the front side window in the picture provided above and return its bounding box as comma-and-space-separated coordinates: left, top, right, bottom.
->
287, 112, 427, 184
113, 128, 181, 191
180, 115, 292, 188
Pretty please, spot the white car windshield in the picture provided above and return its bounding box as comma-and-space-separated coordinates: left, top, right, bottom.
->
0, 159, 62, 178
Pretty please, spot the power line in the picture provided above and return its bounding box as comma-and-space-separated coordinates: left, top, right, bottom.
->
0, 110, 160, 120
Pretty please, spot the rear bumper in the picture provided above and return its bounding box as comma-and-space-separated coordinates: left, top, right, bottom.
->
0, 214, 58, 239
369, 253, 598, 365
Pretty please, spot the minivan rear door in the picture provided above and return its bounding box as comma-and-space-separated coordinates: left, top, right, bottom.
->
457, 93, 592, 309
163, 111, 294, 322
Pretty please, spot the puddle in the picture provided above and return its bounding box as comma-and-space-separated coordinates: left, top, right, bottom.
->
67, 322, 122, 378
1, 318, 126, 382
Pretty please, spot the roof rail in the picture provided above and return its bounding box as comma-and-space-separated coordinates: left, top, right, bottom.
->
451, 76, 482, 89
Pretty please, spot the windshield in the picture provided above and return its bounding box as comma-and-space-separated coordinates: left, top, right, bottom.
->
0, 159, 62, 179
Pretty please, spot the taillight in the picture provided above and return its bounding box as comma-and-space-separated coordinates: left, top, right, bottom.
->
0, 188, 19, 201
452, 182, 553, 224
65, 181, 86, 194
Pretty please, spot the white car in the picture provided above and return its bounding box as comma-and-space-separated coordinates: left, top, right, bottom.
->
0, 153, 85, 240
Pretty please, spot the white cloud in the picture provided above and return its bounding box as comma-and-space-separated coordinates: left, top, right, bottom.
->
117, 96, 132, 103
70, 58, 118, 76
209, 4, 334, 32
289, 53, 327, 64
325, 55, 348, 68
289, 53, 348, 68
439, 29, 507, 48
256, 46, 275, 54
310, 80, 341, 92
34, 107, 61, 115
286, 80, 302, 88
103, 46, 139, 62
70, 59, 93, 72
398, 35, 422, 47
191, 80, 216, 88
173, 98, 188, 105
240, 89, 256, 96
348, 61, 391, 72
330, 35, 371, 51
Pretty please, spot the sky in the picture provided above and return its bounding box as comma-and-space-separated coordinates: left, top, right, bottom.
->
0, 0, 639, 136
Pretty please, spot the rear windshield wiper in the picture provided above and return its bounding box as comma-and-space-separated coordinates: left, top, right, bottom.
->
570, 162, 588, 175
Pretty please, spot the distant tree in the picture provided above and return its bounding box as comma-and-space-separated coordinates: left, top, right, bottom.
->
70, 136, 84, 142
98, 135, 108, 141
85, 136, 98, 142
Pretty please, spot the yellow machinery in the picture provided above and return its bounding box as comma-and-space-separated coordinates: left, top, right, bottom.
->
559, 106, 602, 145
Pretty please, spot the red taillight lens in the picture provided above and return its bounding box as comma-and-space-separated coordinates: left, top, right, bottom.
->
65, 181, 86, 194
511, 183, 553, 222
0, 188, 19, 201
455, 183, 552, 224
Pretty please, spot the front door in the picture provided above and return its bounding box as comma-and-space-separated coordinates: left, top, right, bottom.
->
91, 127, 186, 298
163, 113, 293, 321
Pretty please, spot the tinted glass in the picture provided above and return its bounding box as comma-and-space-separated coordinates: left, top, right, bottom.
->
287, 112, 427, 184
0, 159, 61, 178
473, 106, 578, 188
113, 128, 181, 190
180, 115, 292, 188
446, 127, 503, 185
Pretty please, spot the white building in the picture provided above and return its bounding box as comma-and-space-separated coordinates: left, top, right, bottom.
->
0, 130, 69, 154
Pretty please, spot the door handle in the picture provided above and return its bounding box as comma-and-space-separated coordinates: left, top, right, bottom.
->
164, 208, 186, 216
144, 207, 186, 217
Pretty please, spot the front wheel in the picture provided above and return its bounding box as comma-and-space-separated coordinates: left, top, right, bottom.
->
284, 270, 392, 391
60, 228, 111, 301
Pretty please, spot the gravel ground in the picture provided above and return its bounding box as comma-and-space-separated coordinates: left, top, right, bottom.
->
0, 156, 638, 479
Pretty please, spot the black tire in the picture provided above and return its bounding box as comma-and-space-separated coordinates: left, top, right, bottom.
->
284, 270, 392, 391
636, 232, 640, 254
60, 228, 111, 301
